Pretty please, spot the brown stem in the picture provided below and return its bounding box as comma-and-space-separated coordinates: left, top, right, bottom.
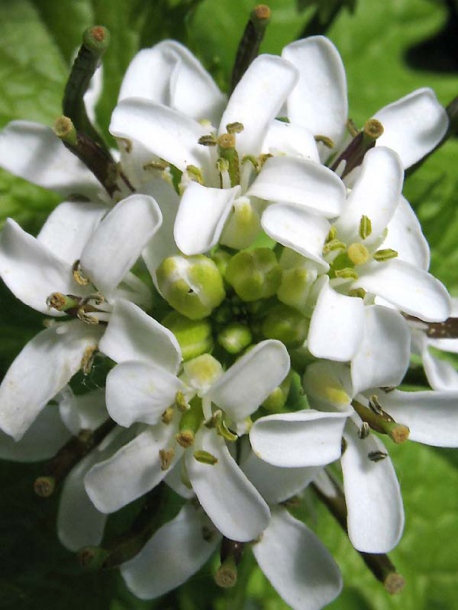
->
34, 418, 116, 497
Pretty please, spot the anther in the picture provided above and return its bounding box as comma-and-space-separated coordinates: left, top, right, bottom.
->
72, 260, 91, 286
358, 422, 371, 439
368, 450, 388, 462
193, 450, 218, 465
159, 448, 175, 470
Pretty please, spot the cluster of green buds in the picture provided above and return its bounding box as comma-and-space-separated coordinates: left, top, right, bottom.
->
156, 246, 311, 365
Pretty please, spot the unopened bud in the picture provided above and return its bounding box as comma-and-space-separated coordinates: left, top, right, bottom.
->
217, 322, 252, 354
262, 304, 308, 348
225, 248, 281, 302
162, 312, 213, 360
156, 255, 225, 320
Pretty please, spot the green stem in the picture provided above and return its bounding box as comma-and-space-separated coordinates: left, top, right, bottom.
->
63, 26, 110, 152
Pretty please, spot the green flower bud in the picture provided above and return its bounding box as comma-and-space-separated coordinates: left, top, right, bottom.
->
262, 304, 308, 348
183, 354, 223, 391
262, 372, 292, 411
220, 197, 261, 250
225, 248, 281, 302
217, 322, 253, 354
211, 249, 233, 281
156, 255, 225, 320
277, 266, 317, 312
162, 312, 213, 361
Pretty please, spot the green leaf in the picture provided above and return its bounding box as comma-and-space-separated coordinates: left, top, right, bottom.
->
0, 0, 70, 126
29, 0, 94, 65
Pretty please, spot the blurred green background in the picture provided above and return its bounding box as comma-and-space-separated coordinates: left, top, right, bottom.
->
0, 0, 458, 608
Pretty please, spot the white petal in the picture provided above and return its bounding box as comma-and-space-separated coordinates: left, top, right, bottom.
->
220, 55, 298, 157
37, 201, 107, 265
253, 507, 342, 610
110, 99, 211, 171
0, 121, 104, 198
84, 425, 180, 513
186, 429, 270, 541
141, 179, 181, 279
58, 452, 107, 551
206, 340, 290, 421
58, 387, 108, 435
0, 219, 83, 315
80, 194, 162, 297
262, 203, 330, 269
106, 362, 183, 427
121, 503, 220, 600
374, 88, 448, 169
283, 36, 347, 146
241, 449, 320, 504
335, 147, 403, 246
119, 40, 225, 124
303, 361, 353, 412
164, 460, 195, 499
383, 195, 430, 269
262, 120, 319, 161
422, 342, 458, 390
98, 299, 181, 373
174, 182, 240, 255
308, 280, 365, 361
0, 404, 70, 462
248, 156, 346, 218
342, 424, 404, 553
380, 390, 458, 446
351, 305, 410, 395
250, 409, 349, 468
0, 321, 101, 440
355, 259, 451, 322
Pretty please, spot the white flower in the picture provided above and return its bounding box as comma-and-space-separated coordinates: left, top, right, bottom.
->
281, 36, 448, 169
302, 304, 458, 553
110, 49, 346, 259
264, 146, 451, 362
0, 194, 162, 440
83, 299, 293, 542
120, 501, 342, 610
121, 441, 341, 609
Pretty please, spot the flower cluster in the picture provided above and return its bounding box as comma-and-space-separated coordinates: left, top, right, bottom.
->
0, 10, 458, 610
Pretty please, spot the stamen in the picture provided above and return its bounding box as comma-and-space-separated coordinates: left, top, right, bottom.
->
81, 345, 97, 375
193, 450, 218, 465
176, 430, 195, 448
359, 215, 372, 240
314, 135, 335, 149
161, 407, 174, 424
72, 260, 91, 286
198, 134, 217, 146
174, 391, 189, 412
358, 422, 371, 439
368, 450, 388, 462
47, 292, 81, 313
373, 248, 398, 262
159, 448, 175, 470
